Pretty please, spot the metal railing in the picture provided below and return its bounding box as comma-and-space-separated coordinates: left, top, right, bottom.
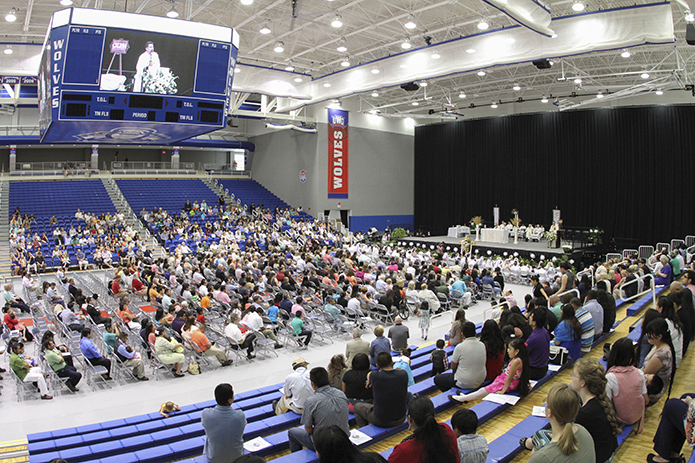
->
110, 161, 197, 171
201, 163, 251, 176
616, 273, 657, 307
14, 161, 97, 172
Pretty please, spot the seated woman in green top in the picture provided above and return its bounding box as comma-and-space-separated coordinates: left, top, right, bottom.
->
43, 339, 82, 392
10, 342, 52, 400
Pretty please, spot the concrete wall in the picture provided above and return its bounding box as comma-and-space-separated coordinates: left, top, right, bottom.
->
250, 103, 415, 232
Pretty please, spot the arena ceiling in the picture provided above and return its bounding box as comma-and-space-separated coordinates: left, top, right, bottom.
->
0, 0, 693, 122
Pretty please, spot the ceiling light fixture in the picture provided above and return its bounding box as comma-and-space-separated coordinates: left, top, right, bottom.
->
620, 49, 631, 58
371, 67, 380, 74
4, 46, 12, 55
294, 77, 303, 83
641, 72, 650, 79
331, 14, 343, 28
477, 20, 489, 30
336, 37, 347, 52
404, 14, 416, 29
656, 89, 664, 95
285, 64, 294, 71
234, 67, 241, 73
491, 102, 498, 108
596, 91, 604, 98
431, 52, 440, 59
240, 0, 253, 4
420, 81, 428, 87
273, 41, 284, 53
574, 78, 582, 84
340, 57, 350, 67
371, 91, 379, 97
572, 1, 585, 11
541, 96, 549, 103
59, 0, 74, 6
259, 20, 271, 34
323, 82, 331, 87
477, 70, 486, 76
166, 2, 179, 18
401, 37, 412, 49
411, 101, 419, 106
458, 92, 466, 99
466, 48, 476, 54
513, 84, 521, 91
686, 12, 695, 21
5, 8, 17, 22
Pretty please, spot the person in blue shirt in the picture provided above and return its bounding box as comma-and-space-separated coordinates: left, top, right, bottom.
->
201, 383, 247, 463
370, 325, 391, 368
553, 304, 582, 361
79, 327, 112, 380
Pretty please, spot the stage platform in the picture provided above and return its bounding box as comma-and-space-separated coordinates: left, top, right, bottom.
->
396, 235, 582, 262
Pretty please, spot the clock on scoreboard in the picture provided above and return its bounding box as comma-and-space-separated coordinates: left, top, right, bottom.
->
38, 8, 239, 145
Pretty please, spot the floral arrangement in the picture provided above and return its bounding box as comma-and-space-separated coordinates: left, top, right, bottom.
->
544, 222, 559, 241
510, 209, 521, 227
470, 216, 482, 228
142, 68, 179, 94
459, 235, 473, 254
588, 228, 604, 245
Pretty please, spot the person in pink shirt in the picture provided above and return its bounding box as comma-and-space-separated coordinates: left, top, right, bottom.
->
216, 287, 231, 304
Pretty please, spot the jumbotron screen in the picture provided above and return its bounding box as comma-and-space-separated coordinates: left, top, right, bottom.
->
38, 8, 238, 144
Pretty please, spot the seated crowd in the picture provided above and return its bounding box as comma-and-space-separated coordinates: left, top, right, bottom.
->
5, 197, 695, 463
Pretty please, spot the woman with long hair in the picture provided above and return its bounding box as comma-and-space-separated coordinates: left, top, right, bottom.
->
328, 354, 348, 390
596, 289, 616, 334
668, 290, 693, 356
570, 358, 619, 463
553, 304, 582, 361
388, 396, 459, 463
449, 309, 467, 347
642, 318, 677, 405
526, 384, 596, 462
313, 425, 386, 463
637, 309, 662, 368
656, 297, 684, 367
448, 337, 530, 403
605, 337, 648, 433
479, 320, 505, 380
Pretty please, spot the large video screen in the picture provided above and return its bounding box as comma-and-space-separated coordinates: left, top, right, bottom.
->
99, 29, 197, 95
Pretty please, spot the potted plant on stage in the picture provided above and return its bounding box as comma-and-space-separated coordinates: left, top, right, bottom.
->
471, 216, 482, 241
511, 209, 521, 245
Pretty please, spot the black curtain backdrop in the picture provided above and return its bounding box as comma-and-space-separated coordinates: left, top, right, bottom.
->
414, 105, 695, 246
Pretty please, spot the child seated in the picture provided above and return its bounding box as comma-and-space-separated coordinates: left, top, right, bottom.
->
451, 408, 489, 463
160, 401, 181, 418
393, 348, 414, 387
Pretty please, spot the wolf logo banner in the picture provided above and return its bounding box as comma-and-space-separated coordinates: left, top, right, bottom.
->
328, 108, 348, 199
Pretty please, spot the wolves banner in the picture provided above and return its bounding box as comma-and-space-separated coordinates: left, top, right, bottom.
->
328, 108, 348, 198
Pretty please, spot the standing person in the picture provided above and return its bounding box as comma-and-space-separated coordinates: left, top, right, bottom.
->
417, 300, 432, 340
288, 367, 350, 452
430, 339, 450, 377
525, 384, 596, 463
526, 309, 551, 380
449, 309, 467, 346
388, 396, 460, 463
133, 41, 160, 93
201, 383, 246, 463
274, 357, 314, 415
345, 328, 370, 368
388, 316, 410, 352
354, 352, 409, 428
370, 325, 391, 368
557, 262, 576, 295
10, 342, 52, 399
434, 322, 486, 392
448, 338, 529, 404
569, 358, 619, 463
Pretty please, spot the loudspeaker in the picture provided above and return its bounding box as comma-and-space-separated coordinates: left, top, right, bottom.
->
532, 59, 552, 69
687, 23, 695, 45
400, 82, 420, 91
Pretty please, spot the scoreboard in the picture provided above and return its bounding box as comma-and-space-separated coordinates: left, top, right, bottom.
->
38, 8, 238, 145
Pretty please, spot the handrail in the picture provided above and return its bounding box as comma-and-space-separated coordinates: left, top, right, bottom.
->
576, 268, 594, 288
550, 288, 580, 307
616, 272, 657, 307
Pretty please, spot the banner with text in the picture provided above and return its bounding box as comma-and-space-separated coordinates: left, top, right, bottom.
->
328, 108, 348, 199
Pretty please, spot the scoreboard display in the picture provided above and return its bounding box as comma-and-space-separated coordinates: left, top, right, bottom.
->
38, 8, 238, 145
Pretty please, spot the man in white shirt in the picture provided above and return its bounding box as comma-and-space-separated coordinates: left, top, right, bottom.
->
273, 357, 314, 415
22, 272, 41, 299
